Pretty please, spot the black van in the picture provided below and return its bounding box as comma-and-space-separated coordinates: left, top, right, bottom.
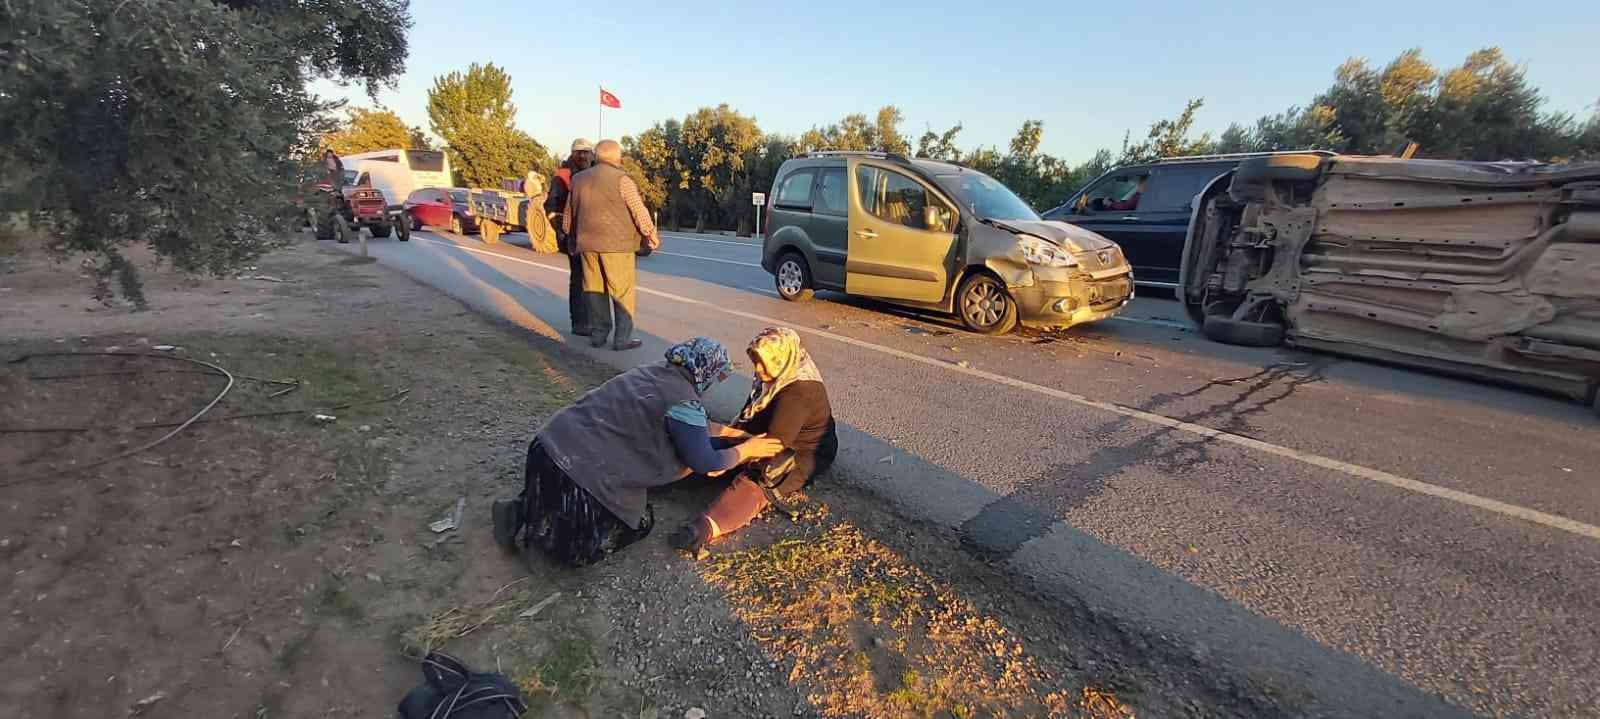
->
1042, 152, 1335, 287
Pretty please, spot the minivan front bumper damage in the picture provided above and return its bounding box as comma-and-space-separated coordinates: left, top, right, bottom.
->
1010, 267, 1134, 330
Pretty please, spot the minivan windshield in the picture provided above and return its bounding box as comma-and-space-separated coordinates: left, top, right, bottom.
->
934, 171, 1040, 222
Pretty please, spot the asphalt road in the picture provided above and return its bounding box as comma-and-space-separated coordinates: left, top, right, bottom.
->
332, 227, 1598, 717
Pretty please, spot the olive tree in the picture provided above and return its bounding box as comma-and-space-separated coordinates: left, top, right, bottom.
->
0, 0, 412, 306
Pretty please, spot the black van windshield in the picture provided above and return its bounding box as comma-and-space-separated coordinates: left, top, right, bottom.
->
934, 171, 1040, 222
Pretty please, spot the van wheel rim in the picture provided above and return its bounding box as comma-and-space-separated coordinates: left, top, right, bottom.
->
963, 280, 1005, 326
778, 261, 803, 295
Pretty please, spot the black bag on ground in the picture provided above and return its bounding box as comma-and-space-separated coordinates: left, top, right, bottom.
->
397, 650, 528, 719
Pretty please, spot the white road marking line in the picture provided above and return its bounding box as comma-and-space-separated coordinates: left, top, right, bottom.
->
653, 250, 763, 268
404, 235, 1600, 542
661, 233, 762, 248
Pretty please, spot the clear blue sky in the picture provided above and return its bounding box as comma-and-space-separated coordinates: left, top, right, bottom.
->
312, 0, 1599, 164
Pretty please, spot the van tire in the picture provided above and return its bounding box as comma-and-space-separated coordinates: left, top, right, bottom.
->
481, 219, 501, 244
409, 212, 423, 231
1202, 316, 1284, 347
394, 216, 410, 242
774, 252, 814, 302
450, 215, 463, 235
956, 273, 1018, 336
369, 222, 392, 238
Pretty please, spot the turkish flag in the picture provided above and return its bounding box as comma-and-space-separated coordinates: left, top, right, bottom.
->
599, 89, 621, 109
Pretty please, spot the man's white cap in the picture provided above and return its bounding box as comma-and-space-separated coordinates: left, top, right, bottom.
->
570, 138, 595, 153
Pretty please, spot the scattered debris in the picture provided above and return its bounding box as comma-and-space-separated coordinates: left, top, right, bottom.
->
684, 709, 707, 719
313, 414, 337, 423
130, 691, 166, 714
151, 345, 177, 352
903, 325, 952, 337
222, 624, 245, 651
358, 424, 372, 433
516, 591, 562, 619
240, 274, 289, 283
366, 573, 382, 583
229, 539, 243, 548
877, 455, 895, 465
429, 497, 466, 534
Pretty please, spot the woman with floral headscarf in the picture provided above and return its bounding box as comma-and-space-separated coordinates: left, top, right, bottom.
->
669, 327, 838, 558
492, 337, 783, 567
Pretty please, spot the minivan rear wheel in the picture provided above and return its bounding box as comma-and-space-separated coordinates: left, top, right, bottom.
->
957, 273, 1018, 336
775, 253, 814, 302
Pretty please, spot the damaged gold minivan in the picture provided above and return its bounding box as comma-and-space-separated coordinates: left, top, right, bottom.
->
1183, 153, 1600, 414
761, 152, 1134, 335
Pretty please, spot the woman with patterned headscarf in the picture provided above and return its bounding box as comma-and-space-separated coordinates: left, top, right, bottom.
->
491, 337, 784, 567
669, 327, 838, 558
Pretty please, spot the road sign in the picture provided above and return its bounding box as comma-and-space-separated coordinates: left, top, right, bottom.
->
752, 192, 766, 206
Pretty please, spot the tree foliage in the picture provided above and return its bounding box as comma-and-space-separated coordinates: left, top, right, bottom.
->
323, 107, 431, 155
0, 0, 412, 305
425, 63, 551, 187
678, 105, 764, 231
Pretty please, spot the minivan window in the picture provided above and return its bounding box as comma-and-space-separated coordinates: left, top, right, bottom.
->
407, 150, 446, 172
856, 166, 956, 232
775, 169, 816, 209
934, 171, 1038, 222
814, 168, 848, 216
449, 189, 468, 203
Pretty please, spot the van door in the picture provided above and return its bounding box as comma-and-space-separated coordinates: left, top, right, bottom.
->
846, 163, 958, 304
808, 167, 850, 288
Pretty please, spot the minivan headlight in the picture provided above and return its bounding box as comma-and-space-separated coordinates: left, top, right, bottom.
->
1017, 235, 1077, 267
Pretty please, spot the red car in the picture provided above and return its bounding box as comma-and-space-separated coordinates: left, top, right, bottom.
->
404, 187, 478, 235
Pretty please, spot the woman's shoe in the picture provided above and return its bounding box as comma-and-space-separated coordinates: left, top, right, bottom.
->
667, 518, 710, 560
491, 498, 523, 547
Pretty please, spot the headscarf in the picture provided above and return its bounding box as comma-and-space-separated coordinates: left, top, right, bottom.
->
737, 327, 823, 425
664, 337, 731, 395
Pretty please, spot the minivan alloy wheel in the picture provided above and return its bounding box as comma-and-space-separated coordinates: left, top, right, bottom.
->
777, 260, 804, 296
957, 273, 1018, 335
963, 279, 1005, 326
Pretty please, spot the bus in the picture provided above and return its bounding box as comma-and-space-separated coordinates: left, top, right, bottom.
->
341, 149, 452, 210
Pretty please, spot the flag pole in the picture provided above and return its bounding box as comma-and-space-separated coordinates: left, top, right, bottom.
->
597, 85, 603, 139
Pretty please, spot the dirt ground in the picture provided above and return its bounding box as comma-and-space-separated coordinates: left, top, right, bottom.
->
0, 236, 1238, 718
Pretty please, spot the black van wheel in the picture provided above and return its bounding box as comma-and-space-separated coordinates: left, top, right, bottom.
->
957, 273, 1018, 336
369, 222, 392, 238
775, 252, 814, 302
1202, 316, 1284, 347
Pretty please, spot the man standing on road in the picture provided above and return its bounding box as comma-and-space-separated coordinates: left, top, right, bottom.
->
563, 139, 659, 351
547, 139, 596, 336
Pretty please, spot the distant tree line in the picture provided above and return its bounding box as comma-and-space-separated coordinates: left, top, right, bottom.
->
617, 47, 1599, 235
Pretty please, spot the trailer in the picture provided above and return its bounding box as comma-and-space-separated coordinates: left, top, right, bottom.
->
468, 175, 556, 252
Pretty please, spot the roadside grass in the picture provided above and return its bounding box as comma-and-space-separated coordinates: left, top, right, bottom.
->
702, 522, 1135, 718
402, 579, 541, 656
